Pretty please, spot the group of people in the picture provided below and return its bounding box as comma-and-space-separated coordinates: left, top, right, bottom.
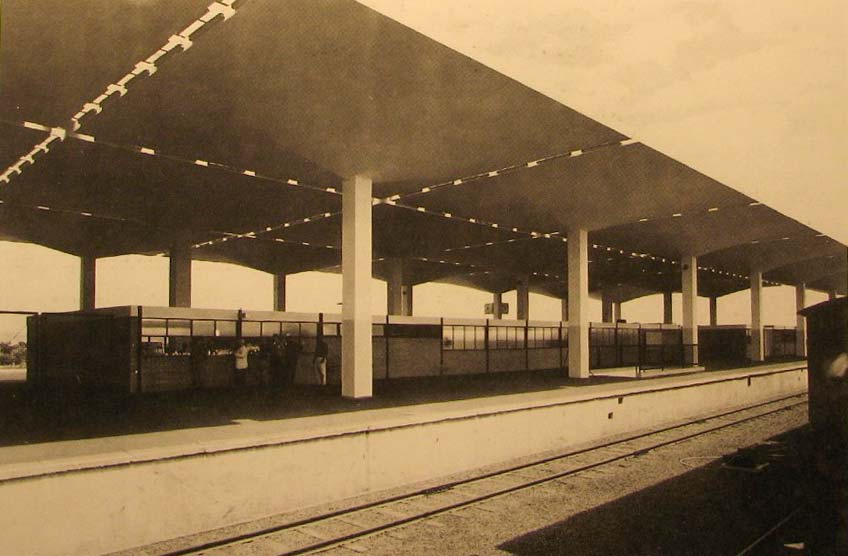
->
232, 334, 328, 388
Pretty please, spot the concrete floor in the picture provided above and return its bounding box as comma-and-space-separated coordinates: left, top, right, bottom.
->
0, 367, 25, 382
0, 368, 621, 445
0, 361, 804, 481
0, 362, 802, 450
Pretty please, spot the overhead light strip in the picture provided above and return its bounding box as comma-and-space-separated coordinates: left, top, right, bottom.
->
378, 136, 640, 205
193, 211, 342, 250
0, 1, 243, 187
0, 118, 342, 197
2, 194, 833, 289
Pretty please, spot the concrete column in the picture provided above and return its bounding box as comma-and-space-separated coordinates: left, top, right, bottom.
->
79, 256, 96, 311
681, 256, 699, 365
386, 259, 403, 316
516, 275, 530, 320
402, 284, 413, 316
709, 296, 718, 326
567, 229, 589, 378
386, 259, 413, 316
341, 175, 373, 399
273, 273, 287, 312
601, 294, 613, 323
750, 270, 764, 362
795, 283, 807, 358
613, 301, 622, 323
663, 291, 673, 324
492, 292, 504, 319
169, 238, 192, 308
561, 298, 568, 322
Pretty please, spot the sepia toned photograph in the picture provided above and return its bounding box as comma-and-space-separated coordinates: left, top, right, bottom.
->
0, 1, 845, 554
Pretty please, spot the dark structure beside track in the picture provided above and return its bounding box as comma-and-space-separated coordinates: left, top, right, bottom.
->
799, 296, 847, 553
801, 297, 848, 431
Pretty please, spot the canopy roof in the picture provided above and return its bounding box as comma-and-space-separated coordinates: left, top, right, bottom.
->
1, 0, 845, 299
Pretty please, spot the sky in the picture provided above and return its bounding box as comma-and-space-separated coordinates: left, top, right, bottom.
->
0, 0, 844, 341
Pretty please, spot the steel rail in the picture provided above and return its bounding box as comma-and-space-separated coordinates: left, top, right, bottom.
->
733, 508, 802, 556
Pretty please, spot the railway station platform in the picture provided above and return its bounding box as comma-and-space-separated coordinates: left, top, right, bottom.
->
0, 360, 806, 556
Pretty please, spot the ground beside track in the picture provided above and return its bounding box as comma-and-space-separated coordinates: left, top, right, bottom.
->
111, 402, 831, 556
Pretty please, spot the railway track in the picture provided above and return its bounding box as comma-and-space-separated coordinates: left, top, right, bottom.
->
734, 508, 802, 556
157, 394, 807, 556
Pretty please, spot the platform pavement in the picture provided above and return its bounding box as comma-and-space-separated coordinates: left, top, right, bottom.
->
0, 367, 25, 382
0, 360, 804, 483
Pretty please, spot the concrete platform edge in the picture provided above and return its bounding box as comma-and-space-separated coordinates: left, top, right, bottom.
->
0, 364, 807, 556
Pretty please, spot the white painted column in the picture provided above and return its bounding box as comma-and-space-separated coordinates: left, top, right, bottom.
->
681, 256, 699, 365
273, 273, 287, 312
663, 291, 673, 324
492, 292, 504, 319
169, 238, 192, 308
795, 283, 807, 358
516, 275, 530, 320
561, 298, 568, 322
750, 270, 764, 362
601, 294, 613, 323
342, 175, 373, 398
709, 296, 718, 326
568, 229, 589, 378
79, 256, 96, 311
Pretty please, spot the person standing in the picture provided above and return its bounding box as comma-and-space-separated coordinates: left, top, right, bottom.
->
269, 334, 285, 390
233, 339, 249, 387
313, 337, 328, 386
189, 337, 209, 389
283, 333, 302, 386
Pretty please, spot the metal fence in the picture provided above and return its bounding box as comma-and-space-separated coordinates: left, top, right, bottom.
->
24, 305, 803, 394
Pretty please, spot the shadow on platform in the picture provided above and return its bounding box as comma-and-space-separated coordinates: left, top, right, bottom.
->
0, 369, 637, 447
0, 359, 804, 449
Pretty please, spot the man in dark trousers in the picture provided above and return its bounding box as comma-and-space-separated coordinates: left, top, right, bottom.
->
268, 334, 285, 391
283, 333, 302, 387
